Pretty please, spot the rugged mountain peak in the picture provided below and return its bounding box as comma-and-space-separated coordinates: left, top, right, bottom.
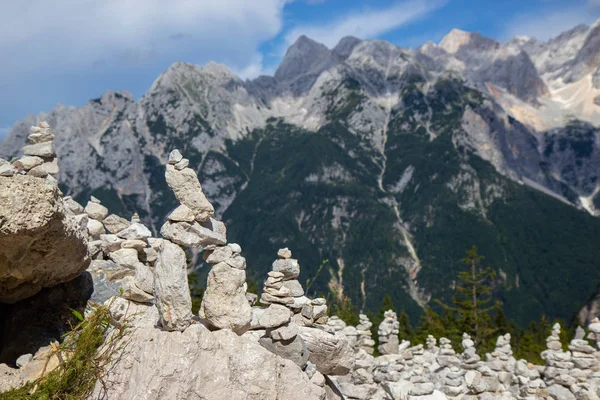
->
332, 35, 362, 60
274, 35, 332, 92
201, 61, 240, 82
439, 28, 499, 54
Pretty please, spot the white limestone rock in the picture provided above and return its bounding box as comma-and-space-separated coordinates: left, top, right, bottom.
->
100, 234, 125, 253
174, 158, 189, 170
95, 303, 324, 400
167, 204, 196, 222
85, 201, 109, 221
199, 261, 252, 333
102, 214, 131, 234
63, 197, 85, 215
22, 141, 55, 158
86, 218, 106, 239
205, 246, 234, 264
298, 326, 355, 375
160, 218, 226, 249
13, 156, 44, 171
278, 247, 292, 259
121, 276, 155, 303
168, 149, 183, 164
134, 263, 154, 294
165, 163, 214, 222
117, 222, 152, 241
153, 239, 193, 331
259, 304, 293, 329
272, 258, 300, 279
0, 162, 16, 176
108, 248, 139, 269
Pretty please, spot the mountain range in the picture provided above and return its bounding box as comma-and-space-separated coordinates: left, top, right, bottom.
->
2, 20, 600, 326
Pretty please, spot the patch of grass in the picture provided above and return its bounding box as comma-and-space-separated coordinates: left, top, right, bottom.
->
1, 302, 128, 399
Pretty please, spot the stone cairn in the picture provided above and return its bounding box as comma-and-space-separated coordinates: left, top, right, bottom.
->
378, 310, 400, 355
7, 134, 600, 400
0, 122, 59, 180
356, 314, 375, 354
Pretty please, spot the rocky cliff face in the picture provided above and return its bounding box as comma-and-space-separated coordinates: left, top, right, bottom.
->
2, 21, 600, 326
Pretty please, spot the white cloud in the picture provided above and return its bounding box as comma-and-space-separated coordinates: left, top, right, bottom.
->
0, 0, 289, 81
283, 0, 447, 49
504, 8, 599, 42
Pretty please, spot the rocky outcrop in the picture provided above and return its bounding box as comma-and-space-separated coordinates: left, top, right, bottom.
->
0, 123, 89, 303
93, 301, 325, 400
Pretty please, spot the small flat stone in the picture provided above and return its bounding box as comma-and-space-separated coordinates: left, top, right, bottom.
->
272, 259, 300, 279
259, 304, 292, 329
100, 234, 125, 253
229, 243, 242, 254
13, 156, 44, 171
28, 132, 55, 144
16, 354, 33, 369
102, 214, 131, 234
22, 142, 55, 158
0, 163, 16, 176
85, 201, 109, 221
168, 149, 183, 164
167, 204, 196, 222
277, 248, 292, 259
63, 197, 84, 215
87, 218, 105, 239
134, 263, 154, 294
205, 246, 233, 264
260, 293, 294, 305
270, 322, 299, 341
117, 222, 152, 241
27, 165, 48, 178
225, 255, 246, 270
121, 240, 147, 251
108, 248, 139, 269
281, 280, 304, 297
312, 298, 326, 306
42, 159, 59, 175
121, 276, 154, 303
174, 158, 189, 170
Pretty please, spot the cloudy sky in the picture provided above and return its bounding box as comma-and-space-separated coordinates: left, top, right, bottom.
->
1, 0, 599, 138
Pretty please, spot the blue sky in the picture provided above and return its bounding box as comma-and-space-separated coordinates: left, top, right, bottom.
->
1, 0, 599, 138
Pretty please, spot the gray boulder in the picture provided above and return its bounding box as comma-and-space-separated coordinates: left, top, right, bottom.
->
199, 262, 252, 333
298, 327, 355, 376
94, 302, 324, 400
153, 239, 193, 331
0, 175, 90, 303
165, 164, 214, 222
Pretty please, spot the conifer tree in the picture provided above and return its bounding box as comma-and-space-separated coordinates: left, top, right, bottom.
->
437, 245, 499, 349
332, 293, 360, 326
414, 306, 447, 343
398, 310, 414, 341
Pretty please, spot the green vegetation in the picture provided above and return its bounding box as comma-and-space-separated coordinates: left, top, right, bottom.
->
436, 246, 499, 352
143, 76, 600, 331
1, 303, 128, 399
360, 246, 578, 362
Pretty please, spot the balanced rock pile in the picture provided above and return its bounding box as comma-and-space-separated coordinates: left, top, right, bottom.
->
199, 242, 252, 333
378, 310, 400, 355
1, 122, 58, 179
356, 314, 376, 354
62, 193, 157, 305
160, 149, 225, 248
